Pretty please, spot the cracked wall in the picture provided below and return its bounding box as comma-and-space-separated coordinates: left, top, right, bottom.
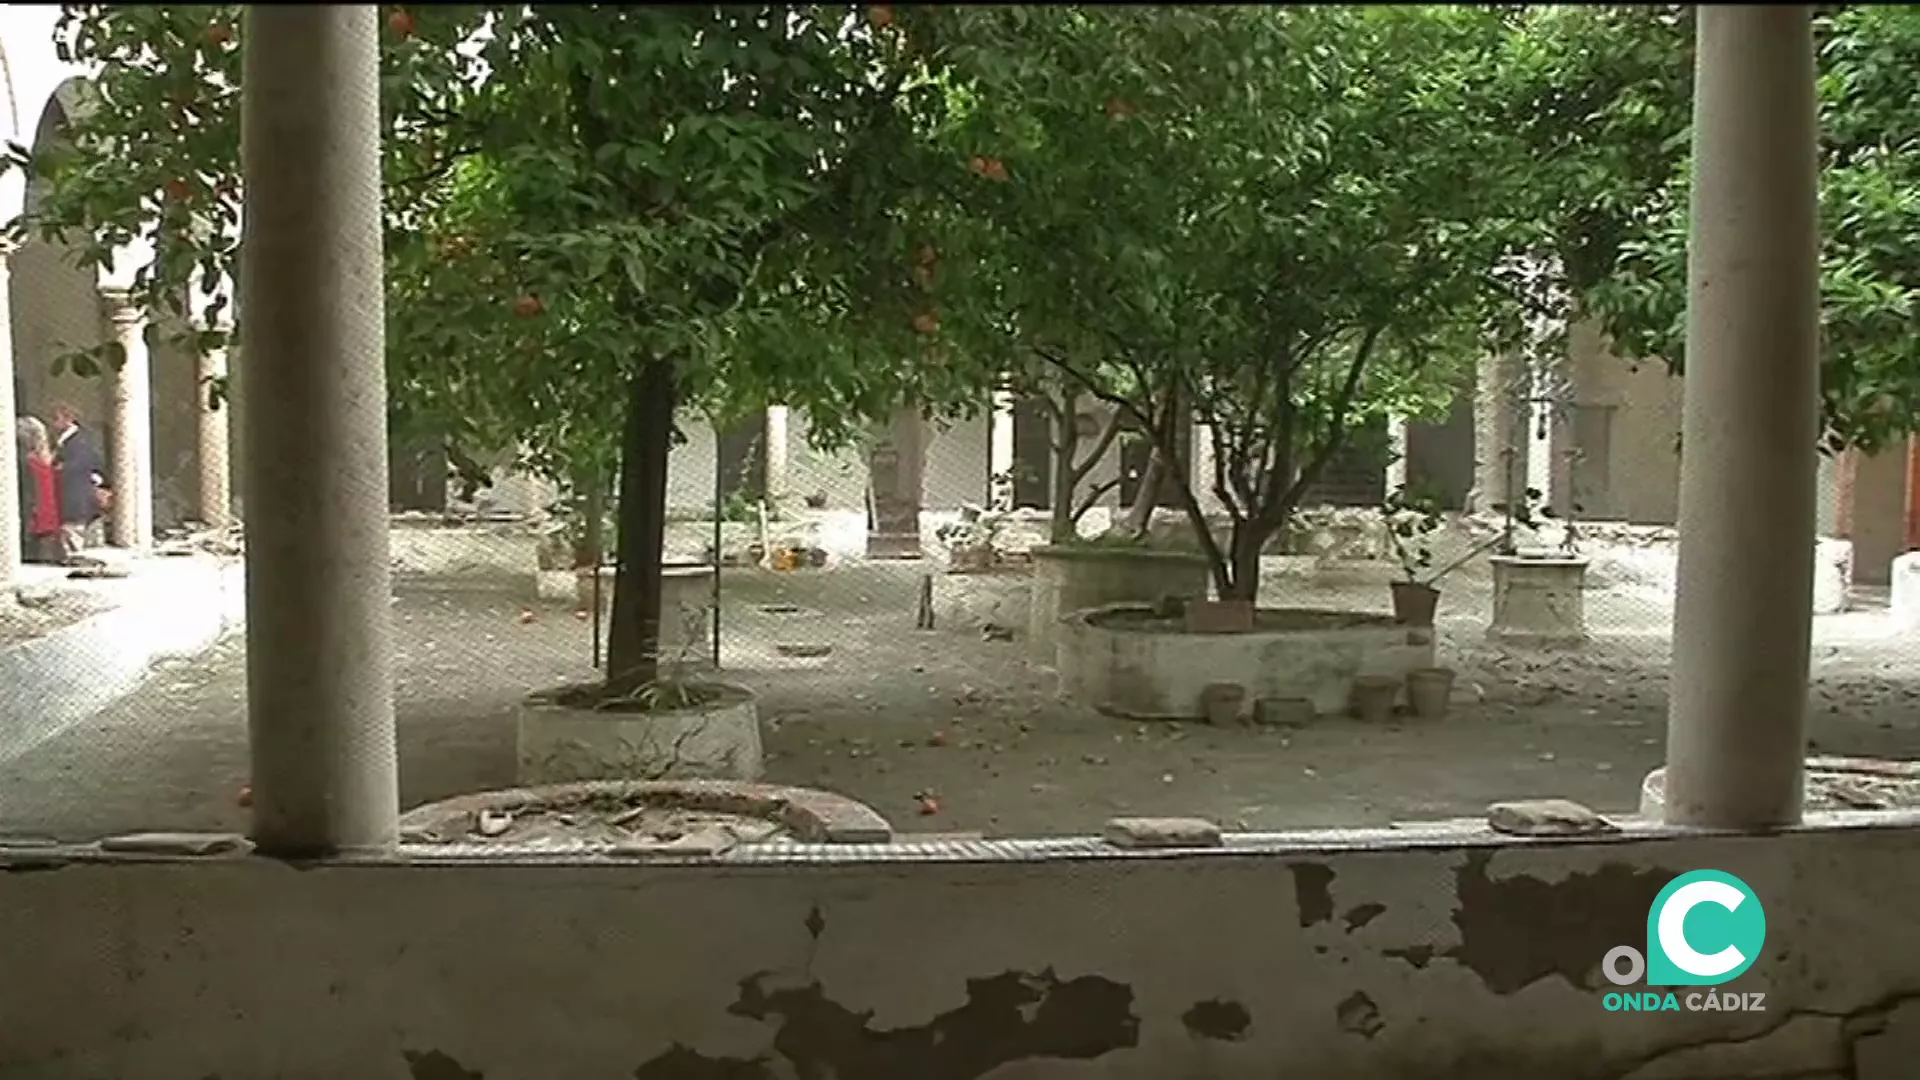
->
1, 825, 1918, 1080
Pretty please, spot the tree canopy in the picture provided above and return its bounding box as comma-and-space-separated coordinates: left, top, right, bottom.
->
20, 2, 1920, 630
925, 5, 1536, 599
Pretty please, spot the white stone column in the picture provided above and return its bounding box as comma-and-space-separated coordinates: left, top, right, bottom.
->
763, 405, 789, 508
1384, 417, 1409, 494
1471, 350, 1532, 514
0, 246, 20, 592
195, 318, 233, 528
1663, 5, 1820, 829
239, 4, 398, 855
988, 388, 1015, 510
99, 287, 154, 551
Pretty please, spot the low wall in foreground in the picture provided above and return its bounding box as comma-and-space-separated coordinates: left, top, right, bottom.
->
1, 815, 1918, 1078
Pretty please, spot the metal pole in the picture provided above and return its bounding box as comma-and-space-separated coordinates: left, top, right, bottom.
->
711, 419, 724, 668
590, 470, 604, 670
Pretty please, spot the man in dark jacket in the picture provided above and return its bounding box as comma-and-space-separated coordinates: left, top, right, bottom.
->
48, 402, 110, 560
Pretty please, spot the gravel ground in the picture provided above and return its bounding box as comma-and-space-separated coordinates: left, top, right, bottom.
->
1, 558, 1917, 842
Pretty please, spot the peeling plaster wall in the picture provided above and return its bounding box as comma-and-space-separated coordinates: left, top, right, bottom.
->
2, 826, 1919, 1079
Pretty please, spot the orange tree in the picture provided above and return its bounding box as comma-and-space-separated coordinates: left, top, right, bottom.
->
10, 3, 979, 695
1500, 5, 1920, 457
927, 6, 1538, 602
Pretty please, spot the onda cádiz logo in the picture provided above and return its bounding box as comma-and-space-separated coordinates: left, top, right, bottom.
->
1600, 870, 1768, 1013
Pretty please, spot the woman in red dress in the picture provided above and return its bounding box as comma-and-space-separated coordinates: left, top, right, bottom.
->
16, 415, 63, 563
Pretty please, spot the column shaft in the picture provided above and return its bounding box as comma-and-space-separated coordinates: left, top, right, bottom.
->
0, 249, 19, 591
763, 405, 789, 508
195, 331, 232, 528
1471, 351, 1531, 514
239, 4, 398, 855
1664, 5, 1820, 828
101, 291, 154, 550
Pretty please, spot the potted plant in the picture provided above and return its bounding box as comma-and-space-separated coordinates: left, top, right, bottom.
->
1383, 484, 1513, 628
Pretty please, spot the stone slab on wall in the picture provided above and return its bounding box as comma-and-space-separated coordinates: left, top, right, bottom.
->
2, 818, 1919, 1078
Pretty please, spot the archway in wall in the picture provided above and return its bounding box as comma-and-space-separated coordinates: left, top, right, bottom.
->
10, 77, 205, 533
10, 80, 109, 442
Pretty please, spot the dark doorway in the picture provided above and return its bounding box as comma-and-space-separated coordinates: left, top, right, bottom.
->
1010, 394, 1053, 509
1299, 418, 1390, 507
389, 438, 449, 512
1118, 413, 1192, 508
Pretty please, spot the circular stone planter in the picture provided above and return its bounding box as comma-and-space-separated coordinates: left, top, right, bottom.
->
400, 779, 892, 851
1027, 545, 1210, 660
1488, 554, 1589, 647
1639, 756, 1920, 818
517, 680, 762, 785
1058, 603, 1436, 720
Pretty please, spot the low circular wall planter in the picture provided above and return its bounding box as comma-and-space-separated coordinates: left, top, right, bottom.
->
1058, 603, 1436, 720
1027, 545, 1210, 661
1639, 756, 1920, 818
517, 680, 762, 784
400, 778, 892, 852
1488, 555, 1588, 647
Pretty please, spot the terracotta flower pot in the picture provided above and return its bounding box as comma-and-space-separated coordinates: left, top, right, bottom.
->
1200, 682, 1248, 725
1349, 675, 1401, 723
1405, 667, 1456, 719
1389, 581, 1440, 627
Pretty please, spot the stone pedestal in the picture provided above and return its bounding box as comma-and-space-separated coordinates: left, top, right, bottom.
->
1487, 555, 1588, 647
865, 407, 926, 560
1890, 551, 1920, 628
1812, 537, 1851, 615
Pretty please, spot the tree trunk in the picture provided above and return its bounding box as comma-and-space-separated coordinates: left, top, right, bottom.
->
1121, 450, 1163, 537
1048, 390, 1080, 543
1222, 523, 1268, 603
605, 359, 676, 696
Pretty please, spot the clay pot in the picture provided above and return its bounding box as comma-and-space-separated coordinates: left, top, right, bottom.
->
1199, 683, 1248, 725
1349, 676, 1402, 723
1254, 696, 1315, 728
1405, 667, 1456, 719
1389, 581, 1440, 627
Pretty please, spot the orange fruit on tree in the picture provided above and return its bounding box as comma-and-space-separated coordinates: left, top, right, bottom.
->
912, 311, 940, 336
868, 5, 895, 30
514, 294, 543, 319
388, 9, 416, 37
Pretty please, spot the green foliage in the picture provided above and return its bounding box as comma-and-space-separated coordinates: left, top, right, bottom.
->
926, 6, 1534, 600
1552, 5, 1920, 456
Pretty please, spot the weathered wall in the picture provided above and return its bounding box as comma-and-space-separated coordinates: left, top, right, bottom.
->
3, 820, 1918, 1079
1560, 320, 1685, 526
1838, 448, 1907, 586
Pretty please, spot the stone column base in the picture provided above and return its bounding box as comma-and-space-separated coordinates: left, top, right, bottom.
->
865, 532, 924, 560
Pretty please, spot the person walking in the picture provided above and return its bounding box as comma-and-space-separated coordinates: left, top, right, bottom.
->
47, 402, 110, 561
14, 415, 63, 564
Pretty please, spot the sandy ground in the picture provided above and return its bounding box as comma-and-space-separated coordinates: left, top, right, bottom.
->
2, 558, 1918, 842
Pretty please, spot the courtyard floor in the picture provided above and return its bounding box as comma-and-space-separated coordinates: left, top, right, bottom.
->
2, 558, 1919, 841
